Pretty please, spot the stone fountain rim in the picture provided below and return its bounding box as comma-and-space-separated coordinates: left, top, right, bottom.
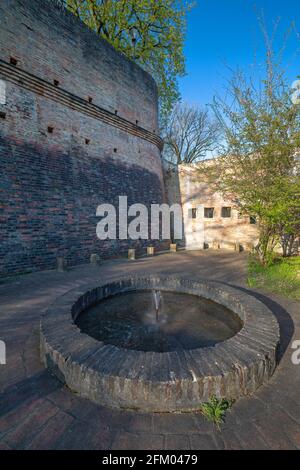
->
40, 275, 280, 411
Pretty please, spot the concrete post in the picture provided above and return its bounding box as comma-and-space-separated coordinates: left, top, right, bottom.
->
90, 253, 100, 265
128, 249, 136, 260
57, 257, 66, 272
147, 246, 155, 256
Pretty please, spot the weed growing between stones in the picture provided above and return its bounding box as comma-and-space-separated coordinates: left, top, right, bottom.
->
200, 396, 234, 430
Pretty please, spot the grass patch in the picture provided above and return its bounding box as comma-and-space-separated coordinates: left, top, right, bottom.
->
247, 255, 300, 300
200, 396, 233, 429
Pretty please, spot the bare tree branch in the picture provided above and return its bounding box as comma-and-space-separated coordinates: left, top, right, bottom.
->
162, 102, 221, 164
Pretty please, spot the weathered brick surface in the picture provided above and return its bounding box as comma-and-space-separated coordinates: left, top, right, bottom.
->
0, 0, 158, 132
0, 0, 166, 276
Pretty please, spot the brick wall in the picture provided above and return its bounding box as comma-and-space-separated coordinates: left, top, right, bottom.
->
0, 0, 158, 132
0, 0, 166, 276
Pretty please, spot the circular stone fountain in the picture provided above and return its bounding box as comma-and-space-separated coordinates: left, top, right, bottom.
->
40, 276, 280, 412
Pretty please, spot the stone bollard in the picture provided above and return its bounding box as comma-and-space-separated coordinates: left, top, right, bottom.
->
147, 246, 155, 256
90, 253, 100, 265
128, 249, 136, 260
170, 243, 177, 253
57, 257, 66, 272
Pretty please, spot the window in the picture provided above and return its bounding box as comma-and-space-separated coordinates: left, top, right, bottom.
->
85, 138, 90, 145
47, 126, 54, 134
221, 207, 231, 218
10, 57, 18, 66
188, 208, 197, 219
204, 207, 214, 219
53, 79, 59, 87
88, 96, 93, 103
250, 216, 257, 225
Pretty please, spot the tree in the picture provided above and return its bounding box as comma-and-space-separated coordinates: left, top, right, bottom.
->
276, 174, 300, 257
64, 0, 193, 119
162, 102, 221, 164
198, 25, 300, 264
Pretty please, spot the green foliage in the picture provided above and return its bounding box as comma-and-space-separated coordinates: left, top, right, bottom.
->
64, 0, 193, 119
200, 396, 233, 429
247, 254, 300, 299
198, 24, 300, 265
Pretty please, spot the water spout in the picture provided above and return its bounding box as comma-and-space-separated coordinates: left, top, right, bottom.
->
153, 290, 162, 323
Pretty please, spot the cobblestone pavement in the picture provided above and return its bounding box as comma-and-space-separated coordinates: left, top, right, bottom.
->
0, 250, 299, 450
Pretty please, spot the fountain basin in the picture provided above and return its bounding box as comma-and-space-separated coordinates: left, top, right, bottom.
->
40, 276, 280, 412
75, 290, 243, 352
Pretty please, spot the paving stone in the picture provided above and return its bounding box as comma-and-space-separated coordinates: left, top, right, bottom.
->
253, 420, 298, 450
231, 396, 270, 423
111, 432, 164, 450
26, 411, 75, 450
55, 420, 112, 450
82, 406, 133, 431
230, 423, 270, 450
218, 428, 244, 450
0, 371, 62, 417
254, 409, 300, 450
0, 397, 46, 435
4, 399, 60, 449
127, 413, 153, 434
189, 433, 220, 450
152, 413, 200, 434
193, 413, 216, 433
165, 434, 191, 450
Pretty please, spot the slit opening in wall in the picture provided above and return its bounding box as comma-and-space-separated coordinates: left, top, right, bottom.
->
10, 57, 18, 66
0, 111, 6, 119
115, 110, 118, 115
53, 79, 60, 87
47, 126, 54, 134
85, 138, 90, 145
136, 120, 139, 125
114, 148, 117, 153
88, 96, 93, 103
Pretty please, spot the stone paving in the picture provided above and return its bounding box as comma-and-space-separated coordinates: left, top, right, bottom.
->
0, 250, 299, 450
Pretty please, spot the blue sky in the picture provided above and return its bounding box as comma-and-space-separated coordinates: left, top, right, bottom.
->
179, 0, 300, 106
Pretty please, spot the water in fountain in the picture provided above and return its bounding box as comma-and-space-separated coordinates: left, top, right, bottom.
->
153, 289, 161, 323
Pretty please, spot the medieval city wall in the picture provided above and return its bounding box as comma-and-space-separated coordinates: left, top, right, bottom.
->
0, 0, 165, 275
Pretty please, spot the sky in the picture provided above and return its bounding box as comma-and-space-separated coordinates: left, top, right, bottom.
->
178, 0, 300, 106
